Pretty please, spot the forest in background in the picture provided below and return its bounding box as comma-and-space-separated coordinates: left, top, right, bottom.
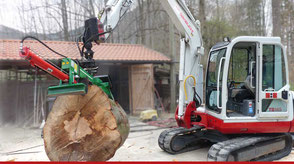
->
1, 0, 294, 81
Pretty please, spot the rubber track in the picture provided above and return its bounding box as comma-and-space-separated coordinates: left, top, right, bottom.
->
158, 126, 203, 154
255, 134, 292, 161
207, 134, 292, 161
207, 137, 251, 161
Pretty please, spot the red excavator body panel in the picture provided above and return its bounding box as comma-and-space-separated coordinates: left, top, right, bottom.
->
175, 101, 293, 134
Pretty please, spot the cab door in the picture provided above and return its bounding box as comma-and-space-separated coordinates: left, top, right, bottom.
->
257, 43, 290, 119
206, 48, 227, 114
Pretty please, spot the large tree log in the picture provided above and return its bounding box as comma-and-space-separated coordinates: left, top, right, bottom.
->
43, 85, 129, 161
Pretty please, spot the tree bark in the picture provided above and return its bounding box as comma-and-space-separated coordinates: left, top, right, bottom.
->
272, 0, 281, 36
43, 85, 129, 161
61, 0, 70, 41
138, 0, 145, 44
199, 0, 206, 25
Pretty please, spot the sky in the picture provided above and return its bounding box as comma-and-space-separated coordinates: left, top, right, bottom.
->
0, 0, 138, 33
0, 0, 25, 31
0, 0, 274, 36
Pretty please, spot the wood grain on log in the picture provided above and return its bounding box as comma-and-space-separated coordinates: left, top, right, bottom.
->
43, 85, 129, 161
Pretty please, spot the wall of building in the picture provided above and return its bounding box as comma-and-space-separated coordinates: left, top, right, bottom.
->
0, 69, 57, 127
99, 64, 130, 114
0, 64, 132, 127
0, 63, 160, 126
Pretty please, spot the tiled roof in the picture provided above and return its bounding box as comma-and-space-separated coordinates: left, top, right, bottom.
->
0, 39, 170, 63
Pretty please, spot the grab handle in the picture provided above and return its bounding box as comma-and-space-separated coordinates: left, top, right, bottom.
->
217, 57, 225, 109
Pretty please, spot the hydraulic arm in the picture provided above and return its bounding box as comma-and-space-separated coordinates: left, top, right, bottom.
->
98, 0, 133, 40
160, 0, 204, 118
17, 1, 134, 161
19, 44, 113, 99
19, 0, 133, 98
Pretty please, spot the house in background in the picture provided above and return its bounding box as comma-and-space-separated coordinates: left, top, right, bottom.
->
0, 39, 170, 126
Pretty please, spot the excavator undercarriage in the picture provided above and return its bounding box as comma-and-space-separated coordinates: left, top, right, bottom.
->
158, 127, 205, 154
208, 134, 292, 161
158, 127, 293, 161
158, 126, 227, 154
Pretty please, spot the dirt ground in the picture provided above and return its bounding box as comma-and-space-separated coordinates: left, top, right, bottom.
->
1, 116, 294, 161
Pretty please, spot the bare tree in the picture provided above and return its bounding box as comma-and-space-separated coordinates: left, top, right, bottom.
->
60, 0, 70, 41
272, 0, 281, 36
137, 0, 146, 44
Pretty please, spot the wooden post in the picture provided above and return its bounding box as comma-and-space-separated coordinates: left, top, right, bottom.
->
150, 64, 155, 109
33, 69, 38, 126
128, 65, 133, 115
13, 67, 19, 125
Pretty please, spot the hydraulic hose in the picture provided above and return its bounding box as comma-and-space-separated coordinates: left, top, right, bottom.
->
183, 75, 196, 100
20, 36, 68, 58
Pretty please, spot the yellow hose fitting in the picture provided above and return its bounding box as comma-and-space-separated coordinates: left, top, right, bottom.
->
183, 75, 196, 100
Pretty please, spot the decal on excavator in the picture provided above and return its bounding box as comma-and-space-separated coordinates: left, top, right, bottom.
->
175, 5, 194, 36
268, 107, 283, 112
266, 92, 278, 99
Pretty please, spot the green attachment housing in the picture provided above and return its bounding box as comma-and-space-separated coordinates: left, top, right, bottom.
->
47, 58, 113, 99
48, 83, 87, 97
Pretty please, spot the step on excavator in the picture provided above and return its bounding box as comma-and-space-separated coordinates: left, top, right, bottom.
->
158, 0, 294, 161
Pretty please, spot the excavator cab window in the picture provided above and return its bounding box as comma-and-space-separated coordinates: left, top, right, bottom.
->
262, 45, 287, 91
261, 45, 287, 113
228, 48, 249, 85
206, 48, 227, 113
226, 42, 256, 117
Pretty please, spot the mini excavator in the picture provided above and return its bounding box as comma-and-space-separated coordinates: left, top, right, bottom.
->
19, 0, 294, 161
158, 0, 294, 161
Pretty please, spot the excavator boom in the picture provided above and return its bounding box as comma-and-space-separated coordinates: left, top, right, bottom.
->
160, 0, 204, 118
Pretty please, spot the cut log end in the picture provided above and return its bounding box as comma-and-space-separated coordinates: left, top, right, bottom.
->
43, 85, 129, 161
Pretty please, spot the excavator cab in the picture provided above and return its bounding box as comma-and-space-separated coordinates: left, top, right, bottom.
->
160, 36, 294, 161
206, 36, 293, 122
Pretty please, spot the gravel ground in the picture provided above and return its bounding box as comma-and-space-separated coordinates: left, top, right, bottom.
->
1, 116, 294, 161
